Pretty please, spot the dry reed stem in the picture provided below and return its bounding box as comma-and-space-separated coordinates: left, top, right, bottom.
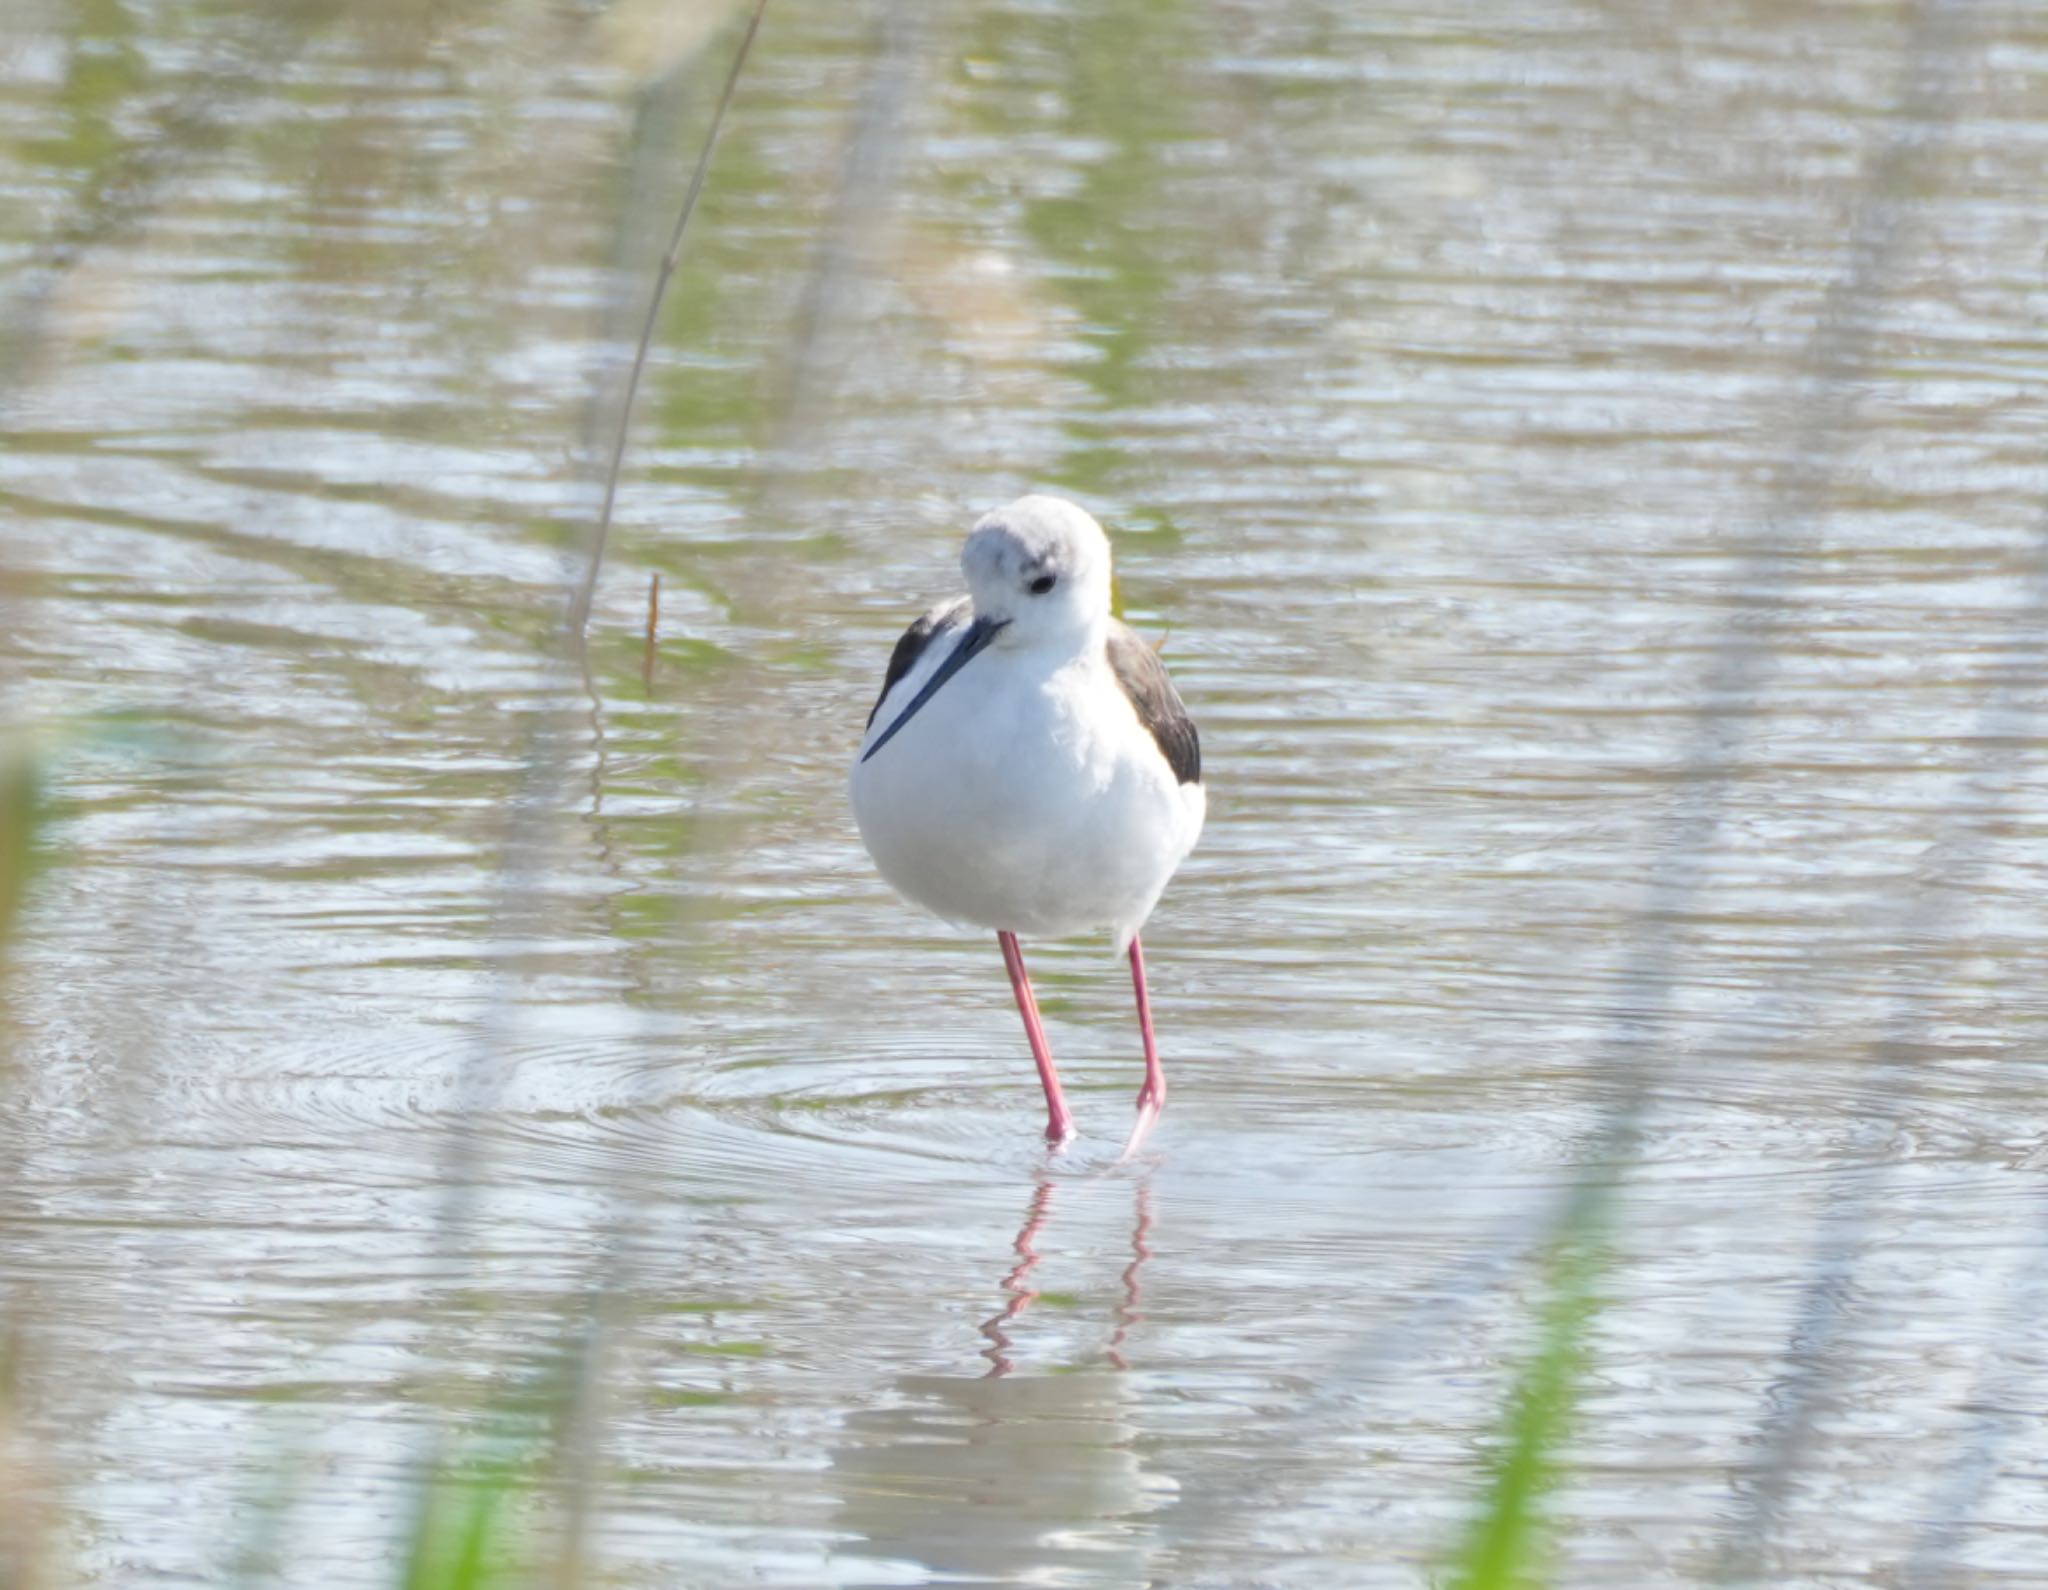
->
641, 574, 661, 692
567, 0, 771, 641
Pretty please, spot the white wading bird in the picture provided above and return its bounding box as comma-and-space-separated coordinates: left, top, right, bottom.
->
850, 496, 1204, 1152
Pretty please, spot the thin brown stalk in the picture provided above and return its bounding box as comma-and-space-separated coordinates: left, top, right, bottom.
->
641, 573, 661, 692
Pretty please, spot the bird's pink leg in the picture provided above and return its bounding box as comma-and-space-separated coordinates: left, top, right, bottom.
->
1122, 934, 1166, 1156
999, 931, 1075, 1145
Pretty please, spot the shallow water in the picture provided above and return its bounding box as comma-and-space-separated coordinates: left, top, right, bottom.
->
4, 0, 2047, 1584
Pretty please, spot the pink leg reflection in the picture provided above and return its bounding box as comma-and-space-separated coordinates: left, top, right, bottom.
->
979, 1180, 1054, 1378
1106, 1179, 1156, 1371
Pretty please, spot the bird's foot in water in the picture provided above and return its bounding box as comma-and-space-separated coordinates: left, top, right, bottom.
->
1119, 1088, 1164, 1160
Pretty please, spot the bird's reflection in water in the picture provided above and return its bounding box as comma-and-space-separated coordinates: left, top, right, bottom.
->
1106, 1179, 1155, 1373
980, 1178, 1156, 1377
830, 1175, 1174, 1587
978, 1178, 1055, 1377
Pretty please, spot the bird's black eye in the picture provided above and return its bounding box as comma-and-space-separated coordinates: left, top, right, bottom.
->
1027, 574, 1057, 596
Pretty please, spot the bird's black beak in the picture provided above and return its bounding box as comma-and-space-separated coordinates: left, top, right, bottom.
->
861, 614, 1009, 764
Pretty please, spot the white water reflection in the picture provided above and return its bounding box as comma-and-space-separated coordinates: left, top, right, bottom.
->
835, 1369, 1176, 1588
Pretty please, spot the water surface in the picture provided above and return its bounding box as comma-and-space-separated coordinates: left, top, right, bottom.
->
3, 1, 2047, 1584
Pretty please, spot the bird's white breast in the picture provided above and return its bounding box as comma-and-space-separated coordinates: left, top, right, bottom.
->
850, 632, 1203, 949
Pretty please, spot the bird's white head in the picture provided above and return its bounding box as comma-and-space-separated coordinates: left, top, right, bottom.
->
960, 494, 1113, 648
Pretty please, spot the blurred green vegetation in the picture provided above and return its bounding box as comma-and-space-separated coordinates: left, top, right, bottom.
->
400, 1449, 536, 1590
0, 747, 44, 973
1447, 1231, 1606, 1590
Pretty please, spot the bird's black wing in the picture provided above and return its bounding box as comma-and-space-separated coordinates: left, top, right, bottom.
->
866, 596, 972, 728
1107, 620, 1201, 786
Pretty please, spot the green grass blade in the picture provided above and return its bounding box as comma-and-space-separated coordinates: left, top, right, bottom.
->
0, 748, 44, 955
402, 1454, 525, 1590
1446, 1237, 1603, 1590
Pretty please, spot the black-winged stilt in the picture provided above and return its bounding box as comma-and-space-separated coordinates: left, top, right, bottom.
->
850, 496, 1204, 1152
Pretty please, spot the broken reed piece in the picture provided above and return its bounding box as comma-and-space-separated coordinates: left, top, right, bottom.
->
642, 572, 661, 691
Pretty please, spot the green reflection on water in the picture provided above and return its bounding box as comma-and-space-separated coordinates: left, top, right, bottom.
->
966, 0, 1199, 515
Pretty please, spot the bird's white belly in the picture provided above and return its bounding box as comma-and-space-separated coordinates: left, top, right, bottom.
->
850, 648, 1203, 947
